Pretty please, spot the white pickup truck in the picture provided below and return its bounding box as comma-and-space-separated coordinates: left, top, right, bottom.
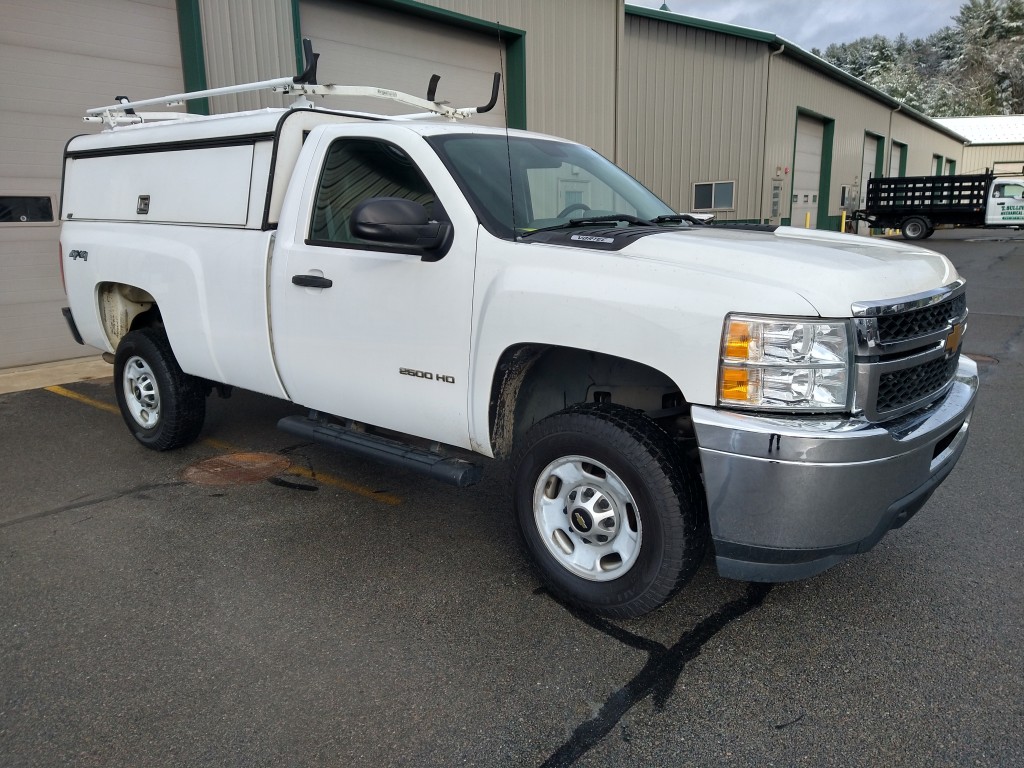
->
59, 55, 978, 617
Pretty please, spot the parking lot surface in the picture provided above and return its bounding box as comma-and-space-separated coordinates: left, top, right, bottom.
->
2, 230, 1022, 767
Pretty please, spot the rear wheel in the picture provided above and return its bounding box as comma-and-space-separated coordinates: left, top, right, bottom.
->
114, 328, 206, 451
512, 403, 706, 618
900, 217, 929, 240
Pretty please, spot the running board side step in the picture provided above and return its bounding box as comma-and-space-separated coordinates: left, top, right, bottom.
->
278, 415, 483, 488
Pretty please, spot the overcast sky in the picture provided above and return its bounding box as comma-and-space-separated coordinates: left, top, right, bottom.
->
628, 0, 965, 52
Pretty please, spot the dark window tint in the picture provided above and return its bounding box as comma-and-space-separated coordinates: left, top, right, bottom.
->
693, 183, 713, 210
0, 196, 53, 223
309, 139, 436, 246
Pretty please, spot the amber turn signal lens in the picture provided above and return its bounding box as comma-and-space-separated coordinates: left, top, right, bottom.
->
719, 367, 750, 401
724, 320, 753, 360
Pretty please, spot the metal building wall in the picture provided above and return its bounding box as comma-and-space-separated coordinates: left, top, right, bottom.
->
961, 144, 1024, 174
411, 0, 622, 158
193, 0, 621, 157
766, 56, 966, 226
198, 0, 297, 113
765, 56, 894, 226
889, 111, 966, 177
617, 14, 768, 218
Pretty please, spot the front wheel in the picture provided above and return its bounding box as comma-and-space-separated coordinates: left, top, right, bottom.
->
512, 404, 706, 618
114, 328, 206, 451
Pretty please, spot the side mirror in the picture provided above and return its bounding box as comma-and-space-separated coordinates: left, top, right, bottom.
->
350, 197, 453, 259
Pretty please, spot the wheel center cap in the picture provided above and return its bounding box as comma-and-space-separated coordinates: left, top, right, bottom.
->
570, 507, 593, 533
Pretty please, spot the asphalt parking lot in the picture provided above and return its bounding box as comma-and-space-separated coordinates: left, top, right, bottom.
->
2, 230, 1022, 767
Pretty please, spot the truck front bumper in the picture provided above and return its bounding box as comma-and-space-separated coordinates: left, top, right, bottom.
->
691, 356, 979, 582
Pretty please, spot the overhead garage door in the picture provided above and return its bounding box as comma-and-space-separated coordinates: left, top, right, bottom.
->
0, 0, 184, 369
299, 0, 506, 128
792, 115, 823, 228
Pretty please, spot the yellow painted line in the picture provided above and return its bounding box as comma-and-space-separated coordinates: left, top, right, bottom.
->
44, 388, 402, 506
45, 385, 121, 415
284, 464, 402, 506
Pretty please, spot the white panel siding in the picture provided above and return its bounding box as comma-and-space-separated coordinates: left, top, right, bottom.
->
0, 0, 183, 368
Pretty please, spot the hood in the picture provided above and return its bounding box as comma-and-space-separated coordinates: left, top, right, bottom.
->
619, 225, 959, 317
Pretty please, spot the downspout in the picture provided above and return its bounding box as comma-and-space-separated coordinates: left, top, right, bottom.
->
760, 43, 784, 223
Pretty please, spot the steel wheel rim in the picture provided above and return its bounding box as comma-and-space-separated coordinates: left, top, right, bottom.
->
123, 355, 160, 428
532, 454, 642, 582
906, 220, 924, 237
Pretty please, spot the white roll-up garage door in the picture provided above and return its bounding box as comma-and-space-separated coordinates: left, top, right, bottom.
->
0, 0, 184, 369
792, 115, 823, 229
299, 0, 507, 128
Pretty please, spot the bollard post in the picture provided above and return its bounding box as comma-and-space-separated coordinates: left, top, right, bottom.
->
805, 211, 811, 228
841, 210, 847, 233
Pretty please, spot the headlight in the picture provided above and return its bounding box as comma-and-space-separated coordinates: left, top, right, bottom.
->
718, 315, 851, 411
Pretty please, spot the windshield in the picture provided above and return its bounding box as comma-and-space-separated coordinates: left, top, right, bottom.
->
426, 134, 675, 240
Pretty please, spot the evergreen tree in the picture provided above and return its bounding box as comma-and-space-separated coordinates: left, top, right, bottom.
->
816, 0, 1024, 116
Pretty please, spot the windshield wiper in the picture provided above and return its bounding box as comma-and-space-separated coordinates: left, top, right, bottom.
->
519, 214, 652, 237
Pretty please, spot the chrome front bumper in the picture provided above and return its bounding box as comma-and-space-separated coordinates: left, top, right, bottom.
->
692, 356, 979, 582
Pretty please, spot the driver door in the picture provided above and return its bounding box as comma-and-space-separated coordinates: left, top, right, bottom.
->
269, 127, 478, 448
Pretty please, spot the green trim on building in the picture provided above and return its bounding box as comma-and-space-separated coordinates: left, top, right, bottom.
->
818, 120, 835, 229
343, 0, 528, 129
934, 155, 944, 175
626, 6, 776, 43
946, 159, 957, 175
175, 0, 209, 115
291, 0, 304, 75
893, 141, 908, 177
873, 135, 885, 179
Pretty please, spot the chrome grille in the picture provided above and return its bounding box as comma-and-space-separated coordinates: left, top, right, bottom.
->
876, 293, 966, 346
852, 281, 967, 421
876, 352, 960, 413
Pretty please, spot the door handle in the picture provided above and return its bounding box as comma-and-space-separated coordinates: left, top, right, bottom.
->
292, 274, 333, 288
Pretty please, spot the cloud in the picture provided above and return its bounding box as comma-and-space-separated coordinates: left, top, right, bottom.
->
631, 0, 963, 51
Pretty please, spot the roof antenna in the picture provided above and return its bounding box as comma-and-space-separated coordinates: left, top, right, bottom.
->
294, 38, 319, 85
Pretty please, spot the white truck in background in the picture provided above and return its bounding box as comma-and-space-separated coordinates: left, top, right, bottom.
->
853, 172, 1024, 239
58, 47, 978, 618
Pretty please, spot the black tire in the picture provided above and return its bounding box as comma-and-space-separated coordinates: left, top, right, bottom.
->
901, 217, 929, 240
922, 227, 936, 239
511, 403, 706, 618
113, 328, 206, 451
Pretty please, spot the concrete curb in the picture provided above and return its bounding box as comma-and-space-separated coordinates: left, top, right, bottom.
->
0, 356, 113, 395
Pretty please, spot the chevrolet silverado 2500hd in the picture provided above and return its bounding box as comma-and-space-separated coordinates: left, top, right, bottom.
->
58, 56, 978, 617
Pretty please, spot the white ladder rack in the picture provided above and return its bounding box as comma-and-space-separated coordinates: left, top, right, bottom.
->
84, 39, 500, 128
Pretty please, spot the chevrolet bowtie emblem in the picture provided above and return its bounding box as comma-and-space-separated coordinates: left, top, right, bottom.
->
945, 322, 965, 354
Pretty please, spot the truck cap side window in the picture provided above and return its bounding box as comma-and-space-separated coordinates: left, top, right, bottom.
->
308, 138, 442, 249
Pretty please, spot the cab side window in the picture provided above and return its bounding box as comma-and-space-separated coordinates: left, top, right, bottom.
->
309, 139, 438, 247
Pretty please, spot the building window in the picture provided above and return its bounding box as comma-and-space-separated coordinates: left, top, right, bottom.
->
693, 181, 735, 211
0, 195, 53, 223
